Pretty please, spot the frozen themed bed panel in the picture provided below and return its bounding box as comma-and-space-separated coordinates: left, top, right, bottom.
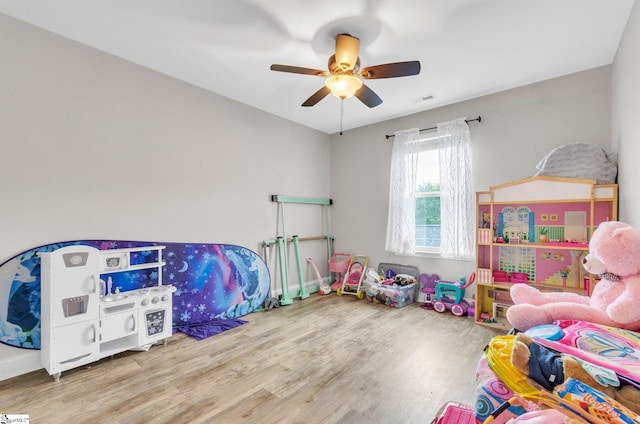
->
0, 240, 270, 350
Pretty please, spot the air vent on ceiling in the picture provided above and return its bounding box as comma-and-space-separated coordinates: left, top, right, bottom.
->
409, 94, 434, 103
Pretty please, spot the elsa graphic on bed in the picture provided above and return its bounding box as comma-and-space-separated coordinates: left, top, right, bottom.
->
0, 257, 41, 348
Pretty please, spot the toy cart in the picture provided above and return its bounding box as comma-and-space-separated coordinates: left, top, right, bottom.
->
337, 255, 368, 298
329, 253, 352, 291
432, 272, 475, 317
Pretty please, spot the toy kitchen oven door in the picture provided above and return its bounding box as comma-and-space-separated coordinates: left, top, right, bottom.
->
137, 285, 174, 346
40, 245, 102, 378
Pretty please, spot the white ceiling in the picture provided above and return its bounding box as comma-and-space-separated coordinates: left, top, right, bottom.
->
0, 0, 634, 134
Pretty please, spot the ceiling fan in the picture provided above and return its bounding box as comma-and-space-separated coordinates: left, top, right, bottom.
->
270, 33, 421, 108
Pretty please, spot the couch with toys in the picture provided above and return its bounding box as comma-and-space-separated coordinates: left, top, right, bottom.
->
475, 221, 640, 423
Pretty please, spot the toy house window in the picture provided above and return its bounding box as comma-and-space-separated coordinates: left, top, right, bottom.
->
501, 206, 532, 243
499, 246, 536, 282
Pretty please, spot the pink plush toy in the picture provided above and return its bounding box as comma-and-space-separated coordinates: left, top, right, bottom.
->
507, 221, 640, 331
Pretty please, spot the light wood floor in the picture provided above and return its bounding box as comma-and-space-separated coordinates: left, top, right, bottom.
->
0, 295, 505, 423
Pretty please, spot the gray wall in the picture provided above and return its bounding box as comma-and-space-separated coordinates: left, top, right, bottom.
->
0, 14, 331, 274
330, 66, 613, 281
613, 0, 640, 227
2, 7, 638, 288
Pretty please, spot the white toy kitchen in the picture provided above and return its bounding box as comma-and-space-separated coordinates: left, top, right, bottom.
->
39, 245, 175, 382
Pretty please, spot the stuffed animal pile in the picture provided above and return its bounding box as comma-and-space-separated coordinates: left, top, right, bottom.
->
507, 221, 640, 332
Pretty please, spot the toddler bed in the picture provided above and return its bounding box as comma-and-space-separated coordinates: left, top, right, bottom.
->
475, 320, 640, 423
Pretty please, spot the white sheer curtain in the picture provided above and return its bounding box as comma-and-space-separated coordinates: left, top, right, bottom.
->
438, 118, 474, 260
385, 128, 420, 254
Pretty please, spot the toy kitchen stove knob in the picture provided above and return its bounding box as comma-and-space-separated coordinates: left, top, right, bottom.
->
161, 295, 169, 302
141, 298, 149, 306
152, 296, 160, 304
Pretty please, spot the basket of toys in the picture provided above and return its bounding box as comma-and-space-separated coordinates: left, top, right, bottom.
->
364, 274, 417, 308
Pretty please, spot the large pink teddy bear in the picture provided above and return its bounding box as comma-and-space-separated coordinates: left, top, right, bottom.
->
506, 221, 640, 332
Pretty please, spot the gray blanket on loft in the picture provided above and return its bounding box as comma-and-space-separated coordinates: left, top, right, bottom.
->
534, 142, 618, 184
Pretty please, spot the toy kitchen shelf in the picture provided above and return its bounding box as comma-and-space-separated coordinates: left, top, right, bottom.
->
474, 176, 618, 330
99, 245, 166, 277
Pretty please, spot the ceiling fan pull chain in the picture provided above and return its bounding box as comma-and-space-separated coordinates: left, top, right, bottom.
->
340, 98, 344, 135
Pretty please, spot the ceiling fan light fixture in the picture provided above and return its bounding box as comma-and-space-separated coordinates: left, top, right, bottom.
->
270, 32, 418, 109
324, 75, 363, 99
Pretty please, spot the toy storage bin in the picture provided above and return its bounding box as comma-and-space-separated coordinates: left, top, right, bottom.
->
377, 262, 419, 301
364, 280, 416, 308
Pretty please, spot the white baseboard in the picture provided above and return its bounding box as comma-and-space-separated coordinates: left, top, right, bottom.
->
271, 277, 331, 297
0, 344, 42, 381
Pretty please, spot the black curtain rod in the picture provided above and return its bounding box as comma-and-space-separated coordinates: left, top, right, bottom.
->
385, 116, 482, 140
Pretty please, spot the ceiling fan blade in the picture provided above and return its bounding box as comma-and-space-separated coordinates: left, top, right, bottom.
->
355, 84, 383, 108
334, 34, 360, 71
302, 86, 331, 107
270, 64, 329, 77
359, 61, 421, 79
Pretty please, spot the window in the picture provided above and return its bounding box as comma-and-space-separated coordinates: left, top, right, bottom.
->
415, 137, 441, 252
386, 118, 474, 259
